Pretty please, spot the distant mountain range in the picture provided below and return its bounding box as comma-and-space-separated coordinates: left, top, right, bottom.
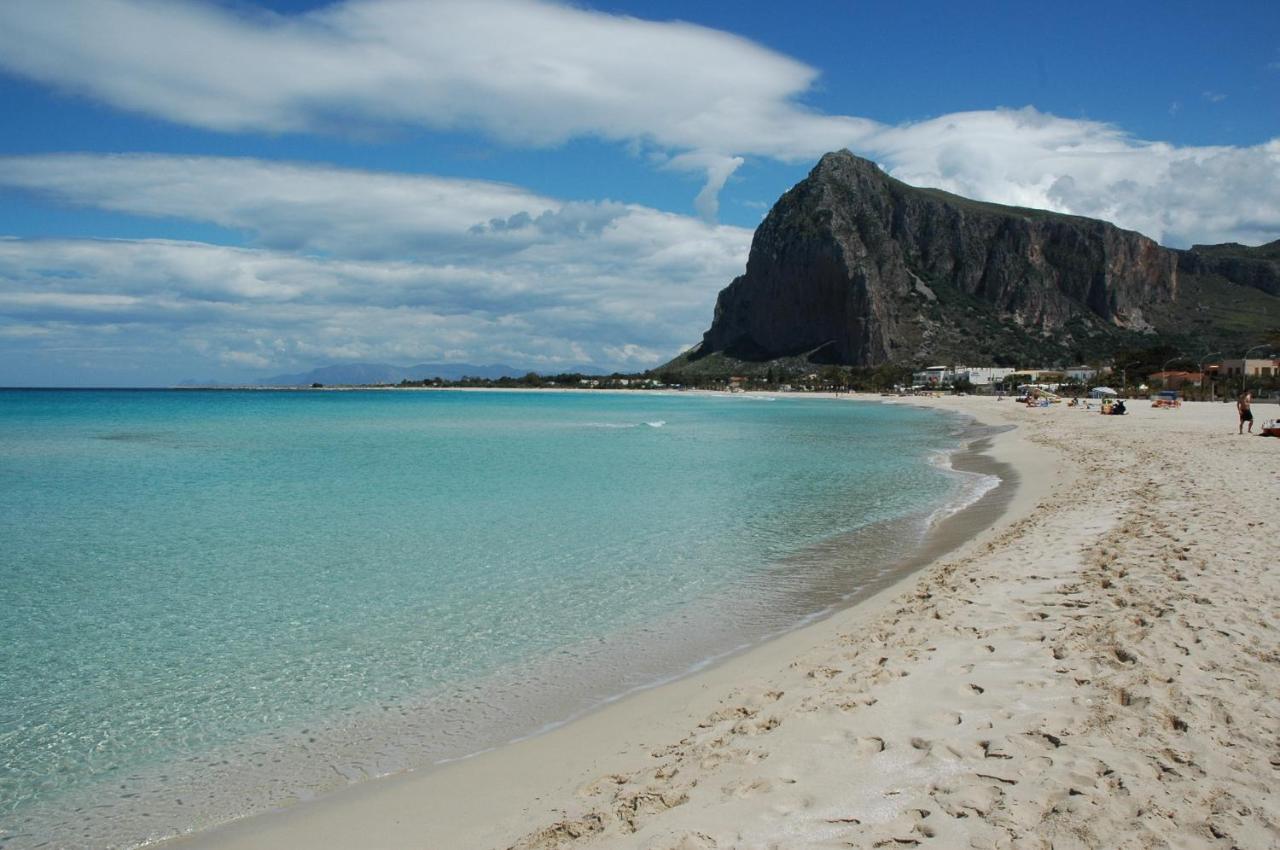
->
668, 150, 1279, 374
254, 362, 527, 386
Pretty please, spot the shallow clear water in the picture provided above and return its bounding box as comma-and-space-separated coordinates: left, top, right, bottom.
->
0, 389, 980, 848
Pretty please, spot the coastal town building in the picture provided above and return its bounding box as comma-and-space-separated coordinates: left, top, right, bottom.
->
911, 365, 1018, 387
1064, 365, 1109, 382
1209, 358, 1280, 378
1148, 370, 1203, 389
961, 366, 1018, 385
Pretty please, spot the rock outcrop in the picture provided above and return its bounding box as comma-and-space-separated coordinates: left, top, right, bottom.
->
1175, 240, 1280, 297
688, 151, 1277, 369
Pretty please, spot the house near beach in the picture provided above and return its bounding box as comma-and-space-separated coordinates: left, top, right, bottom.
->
1148, 370, 1203, 389
1209, 358, 1280, 378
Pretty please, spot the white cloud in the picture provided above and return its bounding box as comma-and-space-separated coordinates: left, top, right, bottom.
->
666, 152, 746, 223
0, 154, 562, 259
864, 108, 1280, 247
0, 0, 871, 198
0, 154, 756, 378
0, 1, 1275, 246
0, 197, 752, 380
0, 0, 842, 231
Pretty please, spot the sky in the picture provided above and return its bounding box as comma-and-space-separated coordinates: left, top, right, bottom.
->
0, 0, 1277, 385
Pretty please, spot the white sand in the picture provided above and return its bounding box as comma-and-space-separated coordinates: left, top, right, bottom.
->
166, 395, 1280, 850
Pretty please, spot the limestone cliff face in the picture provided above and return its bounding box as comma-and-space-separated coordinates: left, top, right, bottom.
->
1176, 240, 1280, 297
698, 151, 1184, 366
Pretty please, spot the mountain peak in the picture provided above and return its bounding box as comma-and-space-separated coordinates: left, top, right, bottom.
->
680, 151, 1278, 370
812, 149, 882, 174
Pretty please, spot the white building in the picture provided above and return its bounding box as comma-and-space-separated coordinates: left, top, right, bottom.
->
959, 367, 1017, 385
1064, 365, 1109, 382
912, 365, 1017, 387
912, 366, 953, 386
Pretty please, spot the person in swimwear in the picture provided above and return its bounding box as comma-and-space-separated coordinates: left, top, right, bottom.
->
1238, 391, 1253, 434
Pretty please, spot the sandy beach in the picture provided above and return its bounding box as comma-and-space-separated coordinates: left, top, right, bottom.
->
167, 393, 1279, 850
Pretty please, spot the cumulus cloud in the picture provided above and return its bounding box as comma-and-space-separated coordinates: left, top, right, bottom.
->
469, 202, 630, 239
0, 155, 757, 380
864, 108, 1280, 247
0, 191, 751, 382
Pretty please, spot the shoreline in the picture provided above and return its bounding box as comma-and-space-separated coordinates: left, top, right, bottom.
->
162, 395, 1052, 850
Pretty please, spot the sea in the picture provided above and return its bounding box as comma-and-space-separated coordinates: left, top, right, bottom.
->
0, 389, 998, 849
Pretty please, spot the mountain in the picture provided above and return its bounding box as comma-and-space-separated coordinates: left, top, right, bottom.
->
256, 362, 526, 386
673, 151, 1279, 373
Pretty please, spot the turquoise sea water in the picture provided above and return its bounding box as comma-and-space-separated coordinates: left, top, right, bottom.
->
0, 389, 987, 849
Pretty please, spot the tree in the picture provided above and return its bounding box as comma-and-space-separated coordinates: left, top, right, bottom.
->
870, 364, 911, 391
1112, 344, 1178, 382
819, 365, 847, 388
1002, 373, 1032, 391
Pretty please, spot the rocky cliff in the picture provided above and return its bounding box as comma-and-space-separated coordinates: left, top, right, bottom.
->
1175, 239, 1280, 297
684, 151, 1278, 370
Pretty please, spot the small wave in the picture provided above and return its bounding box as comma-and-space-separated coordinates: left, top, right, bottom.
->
580, 420, 667, 430
98, 431, 168, 443
925, 448, 1001, 526
930, 472, 1001, 526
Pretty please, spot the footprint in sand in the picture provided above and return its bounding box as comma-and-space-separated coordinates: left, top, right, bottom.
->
909, 737, 933, 753
641, 832, 718, 850
854, 736, 886, 757
721, 777, 772, 799
926, 710, 963, 727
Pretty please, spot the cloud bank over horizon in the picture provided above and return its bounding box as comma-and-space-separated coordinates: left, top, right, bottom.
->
0, 156, 752, 384
0, 0, 1276, 383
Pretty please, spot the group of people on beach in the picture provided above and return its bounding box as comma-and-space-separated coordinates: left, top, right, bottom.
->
999, 387, 1267, 434
1099, 398, 1126, 415
1027, 389, 1265, 435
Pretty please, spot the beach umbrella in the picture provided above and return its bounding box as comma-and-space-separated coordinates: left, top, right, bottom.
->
1089, 387, 1118, 398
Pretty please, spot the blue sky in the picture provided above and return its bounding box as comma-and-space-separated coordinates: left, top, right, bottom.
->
0, 0, 1277, 385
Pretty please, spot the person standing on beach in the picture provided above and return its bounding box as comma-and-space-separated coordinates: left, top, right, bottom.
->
1238, 391, 1253, 434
